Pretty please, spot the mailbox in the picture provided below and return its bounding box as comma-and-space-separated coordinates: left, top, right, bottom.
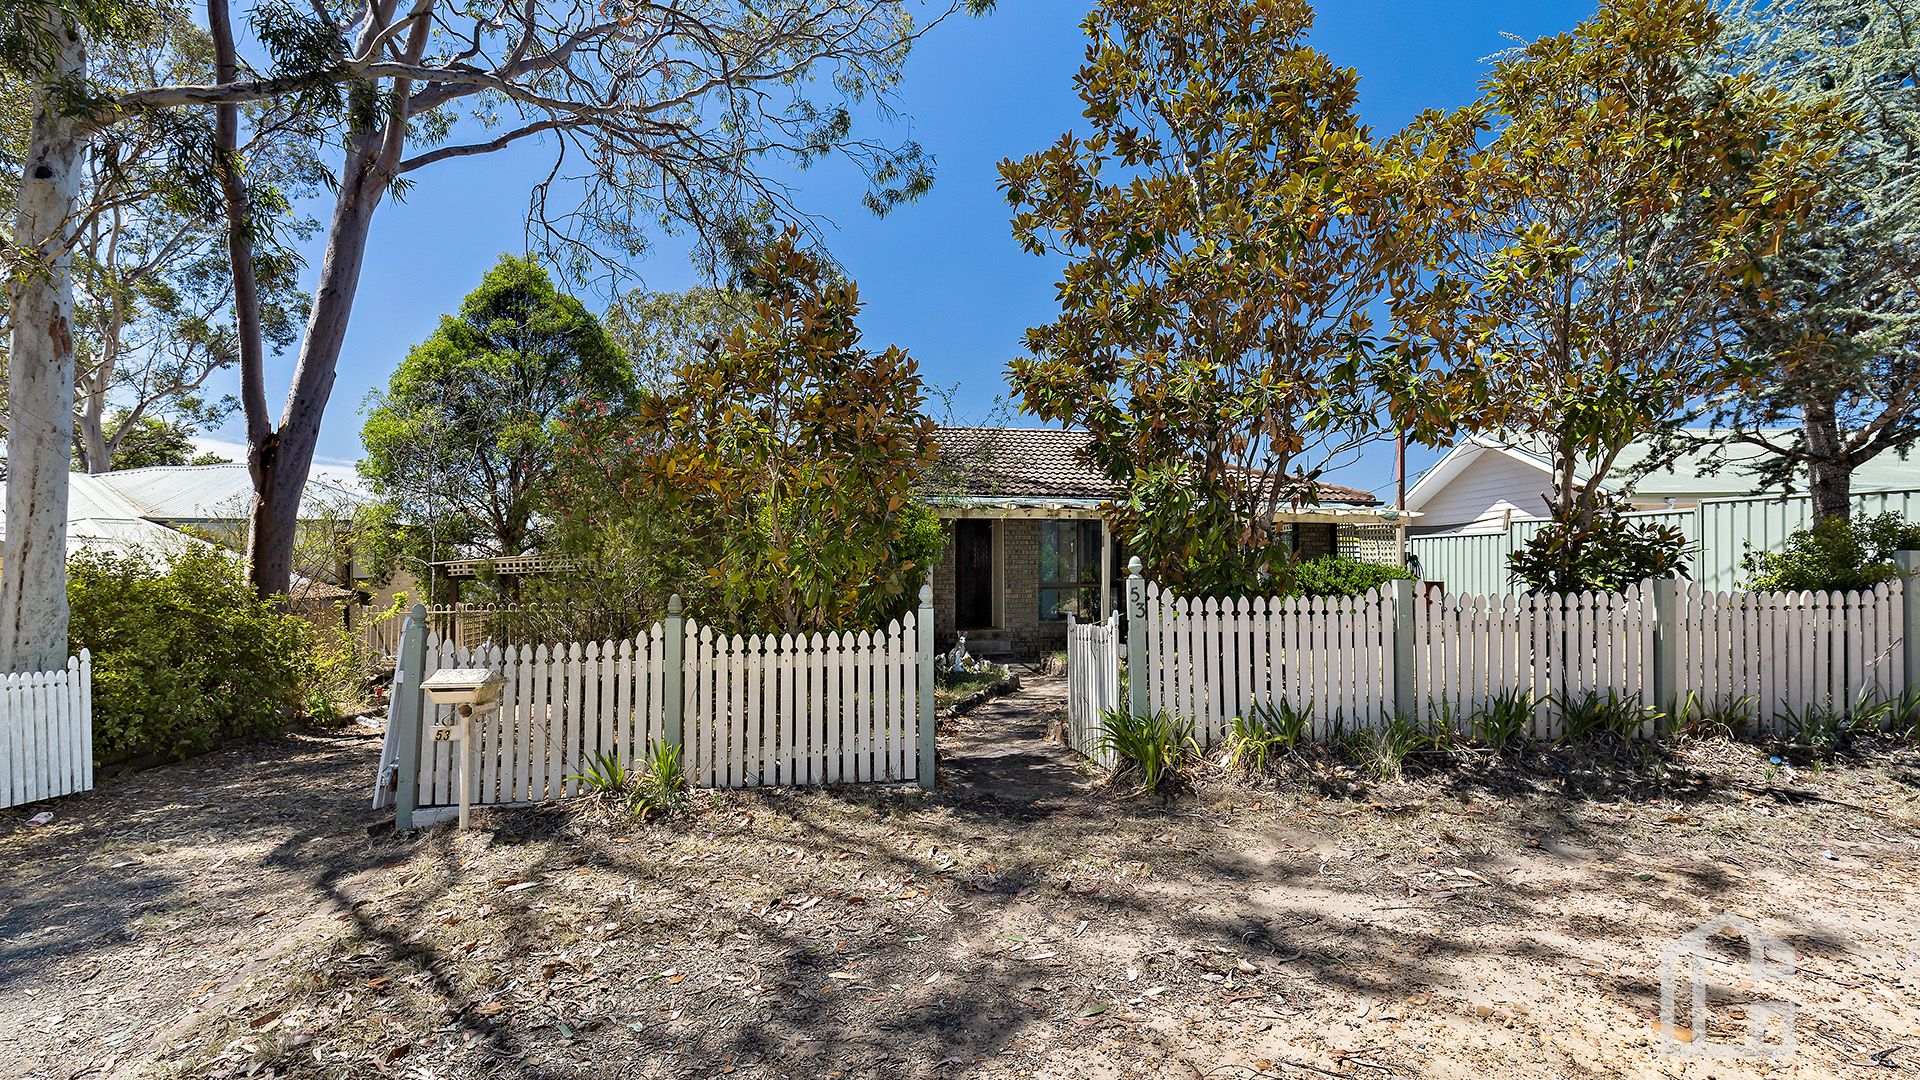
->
421, 668, 504, 709
418, 667, 503, 831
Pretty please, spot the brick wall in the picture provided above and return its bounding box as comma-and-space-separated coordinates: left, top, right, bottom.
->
1295, 523, 1338, 559
927, 517, 1074, 658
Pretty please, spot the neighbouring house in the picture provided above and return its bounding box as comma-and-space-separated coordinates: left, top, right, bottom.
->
924, 427, 1405, 659
1407, 431, 1920, 537
1, 464, 409, 619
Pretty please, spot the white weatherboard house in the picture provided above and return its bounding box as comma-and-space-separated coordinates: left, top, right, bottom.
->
1406, 431, 1920, 537
1405, 431, 1920, 593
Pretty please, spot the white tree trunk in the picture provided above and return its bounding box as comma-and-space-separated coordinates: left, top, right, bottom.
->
1, 13, 86, 673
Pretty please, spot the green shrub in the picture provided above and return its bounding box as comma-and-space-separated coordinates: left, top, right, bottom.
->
1094, 709, 1197, 794
69, 547, 319, 764
1286, 556, 1413, 598
1509, 503, 1689, 594
1742, 512, 1920, 593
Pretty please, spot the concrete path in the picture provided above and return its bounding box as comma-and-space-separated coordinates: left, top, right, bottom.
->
938, 673, 1094, 817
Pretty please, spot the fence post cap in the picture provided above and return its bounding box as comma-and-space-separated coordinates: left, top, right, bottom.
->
1897, 550, 1920, 574
667, 593, 683, 614
919, 583, 934, 605
409, 602, 428, 620
1127, 556, 1143, 576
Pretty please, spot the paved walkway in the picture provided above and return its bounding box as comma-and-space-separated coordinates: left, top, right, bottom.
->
938, 673, 1094, 817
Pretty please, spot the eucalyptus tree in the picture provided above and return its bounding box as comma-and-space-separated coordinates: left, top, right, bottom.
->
1705, 0, 1920, 518
3, 0, 982, 670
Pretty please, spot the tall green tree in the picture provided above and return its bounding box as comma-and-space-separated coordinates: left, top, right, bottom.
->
1705, 0, 1920, 518
553, 230, 941, 634
3, 0, 982, 671
1393, 0, 1837, 587
360, 255, 629, 563
602, 286, 754, 392
999, 0, 1426, 595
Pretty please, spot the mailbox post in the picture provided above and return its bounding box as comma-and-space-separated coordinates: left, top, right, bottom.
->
420, 667, 504, 830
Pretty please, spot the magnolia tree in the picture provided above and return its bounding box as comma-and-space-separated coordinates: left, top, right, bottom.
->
1391, 0, 1839, 591
999, 0, 1433, 596
552, 230, 942, 635
2, 0, 980, 670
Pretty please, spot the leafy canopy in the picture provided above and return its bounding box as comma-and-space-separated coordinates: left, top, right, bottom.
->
1397, 0, 1839, 586
1000, 0, 1424, 596
1700, 0, 1920, 515
359, 255, 630, 563
553, 230, 941, 634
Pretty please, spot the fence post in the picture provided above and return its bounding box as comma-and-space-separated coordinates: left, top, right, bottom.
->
1651, 576, 1678, 712
1125, 557, 1149, 720
1897, 552, 1920, 697
663, 594, 686, 756
917, 582, 936, 790
1390, 578, 1416, 722
392, 603, 428, 832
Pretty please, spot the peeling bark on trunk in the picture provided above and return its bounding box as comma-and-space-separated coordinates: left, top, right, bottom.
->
1, 12, 86, 673
1803, 404, 1852, 522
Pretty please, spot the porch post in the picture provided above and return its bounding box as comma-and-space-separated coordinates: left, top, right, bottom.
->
1099, 517, 1113, 621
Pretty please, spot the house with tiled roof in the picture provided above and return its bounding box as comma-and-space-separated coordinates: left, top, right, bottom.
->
923, 427, 1402, 658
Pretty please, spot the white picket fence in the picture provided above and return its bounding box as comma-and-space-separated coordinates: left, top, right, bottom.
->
374, 609, 928, 818
1085, 569, 1913, 748
2, 652, 94, 809
1137, 582, 1396, 746
1672, 581, 1905, 730
1413, 587, 1654, 735
1064, 613, 1121, 762
684, 620, 922, 788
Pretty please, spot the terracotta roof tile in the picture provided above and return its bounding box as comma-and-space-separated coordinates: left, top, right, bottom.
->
928, 427, 1379, 506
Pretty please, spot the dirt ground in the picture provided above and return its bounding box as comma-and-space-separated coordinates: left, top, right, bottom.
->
4, 676, 1920, 1080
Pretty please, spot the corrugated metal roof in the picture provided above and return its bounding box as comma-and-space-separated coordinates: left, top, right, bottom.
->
87, 463, 367, 522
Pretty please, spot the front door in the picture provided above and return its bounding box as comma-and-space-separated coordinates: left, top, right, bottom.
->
955, 520, 994, 629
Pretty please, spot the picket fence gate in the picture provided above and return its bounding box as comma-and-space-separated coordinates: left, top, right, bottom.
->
1078, 560, 1918, 750
1064, 614, 1121, 763
374, 593, 934, 826
1, 652, 94, 810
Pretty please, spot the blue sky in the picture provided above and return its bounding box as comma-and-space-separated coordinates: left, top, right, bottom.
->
206, 0, 1597, 499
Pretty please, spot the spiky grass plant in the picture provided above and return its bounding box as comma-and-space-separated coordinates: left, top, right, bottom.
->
1554, 690, 1656, 745
1667, 692, 1757, 740
629, 739, 690, 818
1228, 698, 1313, 775
569, 751, 634, 794
1344, 712, 1435, 781
1468, 689, 1535, 752
1094, 708, 1198, 794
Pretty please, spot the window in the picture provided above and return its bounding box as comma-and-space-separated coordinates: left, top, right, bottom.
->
1038, 520, 1103, 621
